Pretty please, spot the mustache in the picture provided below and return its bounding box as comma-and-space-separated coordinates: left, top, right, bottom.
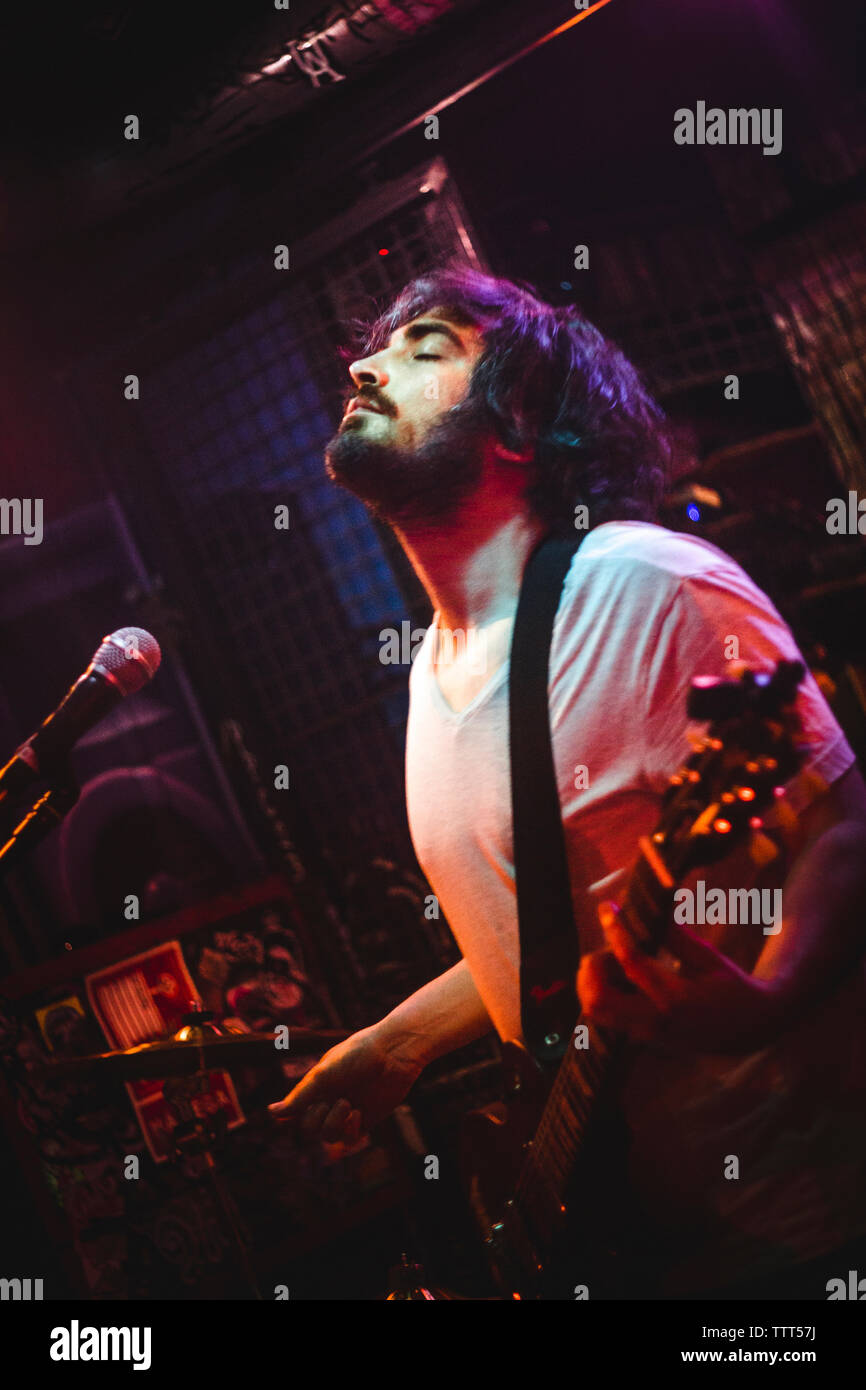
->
340, 387, 392, 416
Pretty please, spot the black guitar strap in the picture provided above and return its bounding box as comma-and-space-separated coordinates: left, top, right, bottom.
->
509, 530, 588, 1065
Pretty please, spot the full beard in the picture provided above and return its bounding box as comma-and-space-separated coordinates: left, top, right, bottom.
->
324, 396, 491, 527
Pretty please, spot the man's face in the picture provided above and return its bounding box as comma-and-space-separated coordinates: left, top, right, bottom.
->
324, 310, 493, 526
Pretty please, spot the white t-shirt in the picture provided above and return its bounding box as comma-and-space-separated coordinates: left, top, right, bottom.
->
405, 520, 866, 1293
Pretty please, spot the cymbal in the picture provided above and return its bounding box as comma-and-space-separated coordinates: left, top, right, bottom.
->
29, 1026, 347, 1084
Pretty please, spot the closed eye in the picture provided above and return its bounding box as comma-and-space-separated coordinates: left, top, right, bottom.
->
414, 353, 441, 360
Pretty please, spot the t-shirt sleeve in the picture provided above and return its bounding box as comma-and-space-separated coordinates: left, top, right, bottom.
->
639, 563, 856, 816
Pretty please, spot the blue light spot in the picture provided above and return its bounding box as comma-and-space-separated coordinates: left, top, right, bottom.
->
687, 504, 701, 522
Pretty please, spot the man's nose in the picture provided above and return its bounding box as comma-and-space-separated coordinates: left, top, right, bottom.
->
349, 354, 388, 389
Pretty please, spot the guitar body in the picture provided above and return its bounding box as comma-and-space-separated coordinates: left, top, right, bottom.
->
461, 1042, 546, 1232
460, 1041, 637, 1299
460, 1042, 549, 1298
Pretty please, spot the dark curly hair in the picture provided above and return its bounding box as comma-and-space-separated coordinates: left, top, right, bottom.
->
344, 262, 671, 535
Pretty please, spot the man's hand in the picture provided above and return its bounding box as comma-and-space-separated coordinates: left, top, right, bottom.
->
577, 902, 788, 1055
267, 1024, 425, 1145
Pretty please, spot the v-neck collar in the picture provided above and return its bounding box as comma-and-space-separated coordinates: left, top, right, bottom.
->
427, 611, 511, 721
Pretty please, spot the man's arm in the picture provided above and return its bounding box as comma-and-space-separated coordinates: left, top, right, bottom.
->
579, 765, 866, 1053
752, 763, 866, 1017
372, 956, 494, 1066
269, 958, 493, 1141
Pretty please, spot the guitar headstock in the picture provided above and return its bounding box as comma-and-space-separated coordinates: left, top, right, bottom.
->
653, 659, 806, 880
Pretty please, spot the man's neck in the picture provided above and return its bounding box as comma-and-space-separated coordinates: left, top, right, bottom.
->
394, 507, 547, 635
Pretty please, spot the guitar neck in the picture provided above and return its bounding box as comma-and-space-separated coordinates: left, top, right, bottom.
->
513, 844, 673, 1250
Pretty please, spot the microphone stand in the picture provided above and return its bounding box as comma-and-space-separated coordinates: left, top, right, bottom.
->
0, 770, 80, 878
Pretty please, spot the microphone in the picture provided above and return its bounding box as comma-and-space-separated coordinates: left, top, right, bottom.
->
0, 627, 162, 806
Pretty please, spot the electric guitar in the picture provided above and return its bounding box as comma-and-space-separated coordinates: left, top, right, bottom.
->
460, 658, 806, 1299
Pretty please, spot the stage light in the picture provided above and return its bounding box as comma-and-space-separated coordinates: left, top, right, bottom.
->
687, 503, 701, 522
378, 248, 389, 256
